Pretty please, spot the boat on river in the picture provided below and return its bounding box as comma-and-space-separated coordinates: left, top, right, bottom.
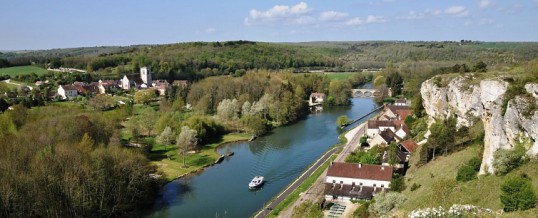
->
249, 176, 264, 189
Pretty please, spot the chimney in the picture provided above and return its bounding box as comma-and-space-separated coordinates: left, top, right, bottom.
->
351, 182, 355, 191
339, 181, 343, 190
332, 180, 335, 188
358, 163, 362, 168
381, 166, 385, 171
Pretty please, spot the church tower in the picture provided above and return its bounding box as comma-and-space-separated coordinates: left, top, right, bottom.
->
140, 67, 152, 85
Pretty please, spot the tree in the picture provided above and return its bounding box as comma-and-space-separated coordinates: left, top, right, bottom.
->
385, 72, 404, 96
500, 176, 536, 212
493, 138, 528, 175
217, 98, 239, 120
336, 115, 349, 127
176, 126, 197, 168
328, 80, 351, 105
134, 89, 156, 105
473, 61, 487, 72
156, 126, 173, 158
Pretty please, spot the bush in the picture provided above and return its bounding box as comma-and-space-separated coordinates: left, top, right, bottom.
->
391, 175, 406, 192
410, 183, 421, 191
456, 157, 482, 182
352, 202, 371, 218
456, 165, 477, 182
500, 176, 537, 212
369, 192, 406, 217
493, 147, 526, 176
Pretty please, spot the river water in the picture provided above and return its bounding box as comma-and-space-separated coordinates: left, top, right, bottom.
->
148, 97, 377, 218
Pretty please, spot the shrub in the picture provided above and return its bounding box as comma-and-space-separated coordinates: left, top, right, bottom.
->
493, 147, 526, 176
410, 183, 421, 191
500, 176, 537, 212
456, 165, 477, 182
352, 202, 370, 218
369, 192, 406, 217
391, 175, 406, 192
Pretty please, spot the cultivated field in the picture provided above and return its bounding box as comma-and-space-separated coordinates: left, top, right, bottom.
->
0, 65, 49, 76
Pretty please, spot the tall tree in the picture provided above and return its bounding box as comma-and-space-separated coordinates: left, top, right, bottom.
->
176, 126, 197, 168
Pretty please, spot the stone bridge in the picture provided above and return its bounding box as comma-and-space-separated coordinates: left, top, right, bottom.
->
351, 89, 379, 97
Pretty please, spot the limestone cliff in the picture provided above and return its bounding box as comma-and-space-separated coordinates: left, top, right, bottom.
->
420, 74, 538, 174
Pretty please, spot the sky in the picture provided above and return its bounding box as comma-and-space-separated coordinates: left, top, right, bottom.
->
1, 0, 537, 50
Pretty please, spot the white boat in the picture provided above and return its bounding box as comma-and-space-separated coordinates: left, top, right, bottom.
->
249, 176, 264, 189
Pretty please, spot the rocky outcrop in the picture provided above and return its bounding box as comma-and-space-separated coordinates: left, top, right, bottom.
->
420, 75, 538, 174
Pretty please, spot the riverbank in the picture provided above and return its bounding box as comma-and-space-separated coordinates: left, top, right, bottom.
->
148, 133, 251, 182
270, 116, 374, 217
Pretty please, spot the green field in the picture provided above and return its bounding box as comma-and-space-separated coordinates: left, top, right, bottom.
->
325, 72, 360, 81
0, 65, 49, 76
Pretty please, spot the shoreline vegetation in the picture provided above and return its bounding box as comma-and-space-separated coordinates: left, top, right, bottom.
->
148, 133, 251, 182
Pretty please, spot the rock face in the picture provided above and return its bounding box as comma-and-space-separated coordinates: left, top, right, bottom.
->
420, 75, 538, 174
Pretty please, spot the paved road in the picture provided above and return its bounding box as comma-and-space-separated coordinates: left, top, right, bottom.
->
252, 146, 339, 218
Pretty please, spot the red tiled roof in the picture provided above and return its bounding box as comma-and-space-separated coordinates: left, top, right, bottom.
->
61, 85, 77, 91
327, 162, 393, 182
400, 139, 419, 153
367, 120, 396, 129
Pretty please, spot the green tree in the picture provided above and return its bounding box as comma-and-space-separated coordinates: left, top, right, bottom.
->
328, 80, 351, 105
176, 126, 198, 168
473, 61, 487, 72
336, 115, 349, 127
500, 176, 536, 212
493, 143, 527, 176
134, 89, 156, 105
156, 126, 173, 157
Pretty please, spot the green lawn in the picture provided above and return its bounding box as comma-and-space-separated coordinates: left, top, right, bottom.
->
148, 133, 251, 181
325, 72, 359, 81
0, 65, 49, 76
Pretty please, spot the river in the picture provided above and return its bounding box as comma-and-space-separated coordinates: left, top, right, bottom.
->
148, 97, 377, 218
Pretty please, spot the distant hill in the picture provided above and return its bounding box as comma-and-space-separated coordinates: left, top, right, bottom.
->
1, 41, 538, 80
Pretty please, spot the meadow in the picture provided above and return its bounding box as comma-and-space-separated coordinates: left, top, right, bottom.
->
0, 65, 49, 76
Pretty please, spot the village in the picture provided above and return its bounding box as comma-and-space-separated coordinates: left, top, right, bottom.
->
277, 96, 420, 218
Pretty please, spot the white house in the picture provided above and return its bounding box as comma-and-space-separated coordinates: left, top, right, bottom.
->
121, 75, 131, 90
309, 92, 325, 105
57, 85, 78, 100
367, 120, 396, 138
324, 162, 393, 201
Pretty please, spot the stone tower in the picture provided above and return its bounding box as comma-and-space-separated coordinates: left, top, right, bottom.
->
140, 67, 152, 85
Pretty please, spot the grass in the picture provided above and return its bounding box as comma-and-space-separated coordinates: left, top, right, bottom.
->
399, 144, 538, 216
0, 65, 49, 76
267, 153, 338, 217
325, 72, 360, 81
147, 133, 251, 181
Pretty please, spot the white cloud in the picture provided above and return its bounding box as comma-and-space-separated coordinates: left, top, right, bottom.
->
205, 28, 216, 33
464, 21, 472, 26
479, 18, 494, 25
366, 15, 387, 23
346, 15, 386, 26
320, 11, 348, 21
478, 0, 492, 9
295, 16, 316, 25
244, 2, 310, 25
445, 6, 470, 17
346, 17, 364, 26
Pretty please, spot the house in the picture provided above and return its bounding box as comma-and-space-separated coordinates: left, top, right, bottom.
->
152, 80, 169, 96
172, 80, 189, 87
57, 85, 78, 100
309, 93, 325, 105
73, 83, 99, 96
97, 80, 119, 94
120, 67, 152, 90
367, 120, 396, 138
324, 162, 393, 201
369, 128, 401, 146
381, 105, 412, 121
394, 99, 408, 106
381, 149, 408, 170
398, 139, 419, 154
393, 120, 410, 139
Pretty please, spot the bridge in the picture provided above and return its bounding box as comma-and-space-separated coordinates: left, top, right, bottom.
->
351, 89, 380, 98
